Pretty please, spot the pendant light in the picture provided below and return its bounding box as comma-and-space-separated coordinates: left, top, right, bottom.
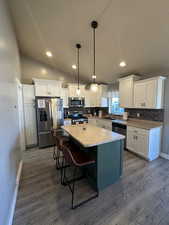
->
91, 20, 98, 92
76, 43, 81, 96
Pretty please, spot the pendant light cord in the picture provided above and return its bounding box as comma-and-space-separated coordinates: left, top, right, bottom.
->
93, 27, 96, 83
76, 44, 81, 90
91, 21, 98, 84
77, 47, 79, 89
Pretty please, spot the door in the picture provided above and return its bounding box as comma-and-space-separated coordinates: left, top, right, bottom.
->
134, 82, 146, 108
17, 81, 26, 151
24, 103, 37, 147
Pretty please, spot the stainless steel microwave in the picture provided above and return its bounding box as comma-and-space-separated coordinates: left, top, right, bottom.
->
68, 97, 85, 107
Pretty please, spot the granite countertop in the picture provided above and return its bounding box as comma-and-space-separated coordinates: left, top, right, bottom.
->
112, 119, 163, 130
62, 124, 125, 147
87, 115, 163, 130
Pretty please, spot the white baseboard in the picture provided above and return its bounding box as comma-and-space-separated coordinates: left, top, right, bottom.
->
7, 160, 23, 225
160, 153, 169, 160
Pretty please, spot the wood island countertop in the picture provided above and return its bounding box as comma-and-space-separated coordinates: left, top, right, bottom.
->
62, 124, 125, 148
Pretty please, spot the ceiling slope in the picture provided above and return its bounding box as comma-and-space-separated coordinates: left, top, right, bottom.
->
8, 0, 169, 83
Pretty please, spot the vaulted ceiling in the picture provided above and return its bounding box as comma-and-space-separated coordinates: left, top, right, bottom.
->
8, 0, 169, 83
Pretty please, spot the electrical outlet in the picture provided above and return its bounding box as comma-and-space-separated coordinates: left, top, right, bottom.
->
137, 113, 140, 117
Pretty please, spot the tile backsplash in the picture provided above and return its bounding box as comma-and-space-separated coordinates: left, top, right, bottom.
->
64, 107, 109, 117
125, 108, 164, 122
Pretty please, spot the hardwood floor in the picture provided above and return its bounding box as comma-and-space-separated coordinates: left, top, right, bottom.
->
13, 147, 169, 225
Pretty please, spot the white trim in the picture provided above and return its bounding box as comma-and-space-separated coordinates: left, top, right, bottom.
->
160, 153, 169, 160
7, 160, 23, 225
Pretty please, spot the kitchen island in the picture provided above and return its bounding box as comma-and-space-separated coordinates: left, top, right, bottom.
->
62, 124, 125, 191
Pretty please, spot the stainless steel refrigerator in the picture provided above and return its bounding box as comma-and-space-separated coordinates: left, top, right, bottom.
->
36, 97, 63, 148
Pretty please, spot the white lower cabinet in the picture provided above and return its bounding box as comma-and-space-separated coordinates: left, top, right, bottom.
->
127, 126, 161, 161
88, 118, 112, 131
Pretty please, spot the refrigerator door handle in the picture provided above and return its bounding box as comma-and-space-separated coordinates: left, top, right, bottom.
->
49, 100, 53, 129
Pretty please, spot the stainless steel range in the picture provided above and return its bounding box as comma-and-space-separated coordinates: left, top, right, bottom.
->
68, 112, 88, 125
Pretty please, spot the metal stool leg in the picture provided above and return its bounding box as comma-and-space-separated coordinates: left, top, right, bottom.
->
61, 157, 66, 185
71, 167, 77, 209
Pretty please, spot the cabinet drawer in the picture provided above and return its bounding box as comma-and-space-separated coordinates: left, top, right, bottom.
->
127, 126, 149, 135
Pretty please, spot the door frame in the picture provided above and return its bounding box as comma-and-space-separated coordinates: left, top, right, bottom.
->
16, 78, 26, 151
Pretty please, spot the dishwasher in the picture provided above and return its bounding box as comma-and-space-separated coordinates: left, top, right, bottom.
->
112, 120, 127, 149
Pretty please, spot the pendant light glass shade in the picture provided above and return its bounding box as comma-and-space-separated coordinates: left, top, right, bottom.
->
91, 83, 98, 92
76, 88, 80, 96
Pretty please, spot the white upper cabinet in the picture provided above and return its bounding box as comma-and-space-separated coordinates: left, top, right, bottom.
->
97, 85, 108, 107
61, 88, 69, 108
68, 84, 85, 97
34, 79, 62, 97
84, 85, 108, 107
33, 79, 109, 108
84, 88, 92, 107
119, 75, 140, 108
134, 76, 165, 109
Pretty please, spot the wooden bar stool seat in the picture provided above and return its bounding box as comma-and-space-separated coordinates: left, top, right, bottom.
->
52, 130, 69, 169
64, 142, 95, 167
61, 142, 99, 209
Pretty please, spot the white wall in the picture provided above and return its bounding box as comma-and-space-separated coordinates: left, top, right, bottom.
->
21, 55, 77, 84
0, 0, 21, 225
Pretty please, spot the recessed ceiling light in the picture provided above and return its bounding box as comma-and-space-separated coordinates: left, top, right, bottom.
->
119, 61, 126, 67
46, 51, 53, 57
92, 75, 96, 79
72, 64, 77, 69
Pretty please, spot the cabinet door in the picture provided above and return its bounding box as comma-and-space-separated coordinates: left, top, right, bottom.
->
35, 84, 48, 96
90, 91, 97, 107
100, 97, 108, 107
68, 84, 77, 97
127, 130, 135, 151
119, 78, 133, 108
145, 80, 157, 108
79, 85, 85, 97
84, 89, 91, 107
48, 84, 61, 97
136, 133, 149, 157
134, 82, 146, 108
24, 103, 37, 146
61, 88, 68, 108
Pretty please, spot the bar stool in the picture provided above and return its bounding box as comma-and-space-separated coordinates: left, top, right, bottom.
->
61, 142, 99, 209
52, 129, 69, 170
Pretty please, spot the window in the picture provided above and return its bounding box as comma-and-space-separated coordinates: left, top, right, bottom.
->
109, 97, 124, 115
